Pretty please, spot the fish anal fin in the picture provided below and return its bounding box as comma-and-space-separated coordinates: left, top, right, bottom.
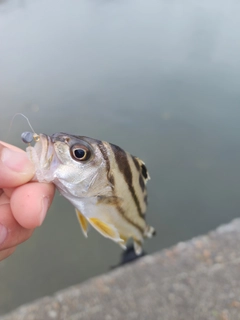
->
133, 239, 143, 255
118, 235, 128, 250
119, 242, 127, 250
89, 217, 122, 242
75, 209, 88, 238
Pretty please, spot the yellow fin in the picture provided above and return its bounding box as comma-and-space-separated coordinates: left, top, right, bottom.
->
118, 237, 127, 250
89, 217, 122, 242
75, 209, 88, 238
133, 239, 143, 255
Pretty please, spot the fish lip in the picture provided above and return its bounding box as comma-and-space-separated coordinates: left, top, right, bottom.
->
37, 133, 55, 164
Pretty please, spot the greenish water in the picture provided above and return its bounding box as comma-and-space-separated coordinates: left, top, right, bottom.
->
1, 0, 240, 315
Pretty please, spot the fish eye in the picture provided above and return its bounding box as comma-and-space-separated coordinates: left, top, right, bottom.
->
70, 145, 90, 161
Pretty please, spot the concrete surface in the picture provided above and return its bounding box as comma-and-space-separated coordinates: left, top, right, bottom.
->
2, 219, 240, 320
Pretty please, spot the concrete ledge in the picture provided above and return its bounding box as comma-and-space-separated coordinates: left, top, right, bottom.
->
2, 219, 240, 320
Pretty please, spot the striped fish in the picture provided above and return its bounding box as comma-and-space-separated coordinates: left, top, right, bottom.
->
22, 132, 155, 254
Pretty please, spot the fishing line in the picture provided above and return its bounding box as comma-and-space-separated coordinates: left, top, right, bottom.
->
7, 113, 39, 144
9, 113, 36, 133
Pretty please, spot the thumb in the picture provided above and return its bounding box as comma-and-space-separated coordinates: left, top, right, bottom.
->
0, 143, 35, 188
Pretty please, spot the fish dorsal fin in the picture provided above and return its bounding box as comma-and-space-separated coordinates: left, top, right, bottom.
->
132, 156, 150, 182
75, 209, 88, 238
89, 217, 123, 243
137, 158, 150, 181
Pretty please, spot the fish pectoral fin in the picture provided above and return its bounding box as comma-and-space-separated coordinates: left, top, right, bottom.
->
89, 217, 122, 242
75, 209, 89, 238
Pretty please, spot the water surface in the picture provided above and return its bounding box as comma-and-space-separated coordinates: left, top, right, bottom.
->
1, 0, 240, 314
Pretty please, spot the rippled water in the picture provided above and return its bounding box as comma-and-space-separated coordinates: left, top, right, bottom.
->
1, 0, 240, 314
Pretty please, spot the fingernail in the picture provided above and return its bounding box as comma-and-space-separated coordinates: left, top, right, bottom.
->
1, 148, 31, 173
39, 197, 49, 225
0, 224, 7, 245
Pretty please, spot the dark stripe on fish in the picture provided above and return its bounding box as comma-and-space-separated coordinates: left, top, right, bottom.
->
132, 156, 147, 192
97, 193, 145, 234
139, 175, 145, 192
116, 204, 145, 234
97, 142, 115, 186
132, 156, 149, 182
110, 144, 144, 218
97, 195, 120, 206
144, 194, 148, 205
132, 155, 140, 171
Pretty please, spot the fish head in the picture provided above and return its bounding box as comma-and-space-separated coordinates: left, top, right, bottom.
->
25, 132, 113, 198
51, 132, 96, 167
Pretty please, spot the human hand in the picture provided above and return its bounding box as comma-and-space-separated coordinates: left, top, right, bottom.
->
0, 142, 55, 261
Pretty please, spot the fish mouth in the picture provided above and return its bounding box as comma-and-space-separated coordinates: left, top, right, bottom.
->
34, 133, 56, 169
23, 133, 58, 183
35, 133, 72, 168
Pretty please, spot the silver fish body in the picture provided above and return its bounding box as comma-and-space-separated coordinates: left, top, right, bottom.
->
24, 132, 155, 254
